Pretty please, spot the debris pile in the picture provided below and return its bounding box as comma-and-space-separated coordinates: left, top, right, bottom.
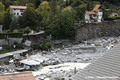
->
34, 63, 90, 80
0, 37, 120, 80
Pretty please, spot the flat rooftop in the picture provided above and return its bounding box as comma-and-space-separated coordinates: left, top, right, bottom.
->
0, 49, 28, 59
0, 72, 35, 80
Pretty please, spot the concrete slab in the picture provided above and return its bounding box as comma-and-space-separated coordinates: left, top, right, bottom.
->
0, 50, 28, 59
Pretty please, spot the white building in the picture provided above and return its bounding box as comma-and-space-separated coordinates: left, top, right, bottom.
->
110, 12, 119, 17
85, 5, 103, 23
10, 5, 27, 17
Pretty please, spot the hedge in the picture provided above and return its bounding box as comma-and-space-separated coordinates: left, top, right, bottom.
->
0, 33, 7, 39
0, 32, 23, 39
104, 16, 117, 21
117, 16, 120, 19
45, 30, 52, 36
9, 33, 23, 38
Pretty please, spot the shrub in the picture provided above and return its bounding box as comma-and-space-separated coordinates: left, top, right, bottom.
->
13, 29, 19, 33
3, 45, 14, 51
32, 43, 41, 50
45, 30, 52, 36
4, 45, 12, 50
0, 33, 23, 39
31, 27, 40, 32
30, 27, 36, 31
41, 42, 52, 50
16, 43, 24, 49
117, 16, 120, 19
36, 28, 40, 32
9, 33, 23, 38
19, 29, 24, 33
0, 33, 7, 39
45, 42, 52, 48
24, 27, 31, 35
105, 16, 117, 20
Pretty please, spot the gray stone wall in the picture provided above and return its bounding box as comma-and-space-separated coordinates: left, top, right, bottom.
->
23, 33, 45, 44
76, 20, 120, 41
0, 38, 23, 45
0, 57, 10, 65
0, 25, 3, 32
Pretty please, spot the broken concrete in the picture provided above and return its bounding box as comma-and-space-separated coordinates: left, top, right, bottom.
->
24, 40, 32, 47
0, 37, 120, 80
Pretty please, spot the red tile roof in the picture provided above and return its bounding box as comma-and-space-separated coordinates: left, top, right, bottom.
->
0, 72, 35, 80
92, 4, 101, 11
86, 11, 96, 14
86, 4, 101, 15
10, 5, 27, 9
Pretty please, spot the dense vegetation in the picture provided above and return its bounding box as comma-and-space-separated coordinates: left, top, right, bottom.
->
0, 0, 120, 39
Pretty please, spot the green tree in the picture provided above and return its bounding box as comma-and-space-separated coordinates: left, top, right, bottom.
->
10, 18, 20, 32
75, 4, 87, 21
3, 9, 12, 30
36, 1, 50, 28
0, 2, 5, 24
34, 0, 41, 8
51, 7, 76, 39
2, 0, 11, 10
13, 1, 20, 5
0, 2, 5, 11
87, 1, 94, 11
72, 0, 83, 7
49, 0, 58, 23
102, 1, 110, 10
27, 3, 35, 9
21, 6, 37, 28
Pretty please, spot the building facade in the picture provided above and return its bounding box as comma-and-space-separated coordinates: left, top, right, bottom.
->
10, 5, 27, 17
85, 5, 103, 23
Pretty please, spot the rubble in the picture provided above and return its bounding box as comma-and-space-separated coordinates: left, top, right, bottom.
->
0, 37, 120, 80
33, 63, 90, 80
24, 40, 32, 47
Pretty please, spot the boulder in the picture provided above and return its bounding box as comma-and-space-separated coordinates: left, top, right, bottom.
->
24, 40, 31, 46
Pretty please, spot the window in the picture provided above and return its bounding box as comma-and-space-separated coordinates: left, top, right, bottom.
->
17, 13, 19, 15
20, 9, 23, 12
21, 13, 23, 15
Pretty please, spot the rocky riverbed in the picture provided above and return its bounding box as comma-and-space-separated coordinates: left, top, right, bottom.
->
0, 37, 120, 80
33, 37, 120, 80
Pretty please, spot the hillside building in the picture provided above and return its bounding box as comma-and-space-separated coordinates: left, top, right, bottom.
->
10, 5, 27, 17
85, 4, 103, 23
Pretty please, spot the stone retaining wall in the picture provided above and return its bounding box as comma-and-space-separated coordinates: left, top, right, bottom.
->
0, 38, 23, 45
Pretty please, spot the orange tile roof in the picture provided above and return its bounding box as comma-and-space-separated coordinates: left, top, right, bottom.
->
10, 5, 27, 9
0, 72, 35, 80
92, 4, 101, 11
86, 11, 96, 14
86, 4, 101, 14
